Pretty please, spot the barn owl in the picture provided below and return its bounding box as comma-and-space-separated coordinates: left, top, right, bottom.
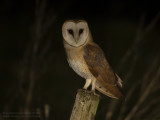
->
62, 20, 124, 99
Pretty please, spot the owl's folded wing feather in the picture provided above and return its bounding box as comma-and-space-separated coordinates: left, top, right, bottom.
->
84, 43, 124, 99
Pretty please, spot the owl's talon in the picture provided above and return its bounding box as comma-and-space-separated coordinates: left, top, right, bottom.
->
90, 90, 98, 96
90, 89, 95, 94
82, 88, 87, 91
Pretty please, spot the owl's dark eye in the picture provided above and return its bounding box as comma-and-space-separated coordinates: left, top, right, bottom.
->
68, 29, 73, 35
79, 29, 84, 35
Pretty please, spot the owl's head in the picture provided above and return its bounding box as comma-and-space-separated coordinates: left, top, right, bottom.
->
62, 20, 90, 47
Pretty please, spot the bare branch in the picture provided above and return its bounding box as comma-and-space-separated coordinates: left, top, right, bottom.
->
124, 66, 160, 120
106, 12, 160, 120
117, 12, 160, 72
117, 14, 146, 72
135, 97, 160, 119
117, 83, 139, 120
105, 100, 118, 120
24, 0, 57, 117
106, 14, 147, 120
141, 55, 160, 93
143, 104, 160, 120
143, 12, 160, 35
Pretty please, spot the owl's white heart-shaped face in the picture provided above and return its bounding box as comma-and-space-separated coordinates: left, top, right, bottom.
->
62, 20, 89, 47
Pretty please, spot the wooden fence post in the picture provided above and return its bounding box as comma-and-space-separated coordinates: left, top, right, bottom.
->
70, 89, 100, 120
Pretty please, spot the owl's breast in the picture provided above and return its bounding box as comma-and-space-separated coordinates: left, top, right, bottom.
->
67, 55, 93, 79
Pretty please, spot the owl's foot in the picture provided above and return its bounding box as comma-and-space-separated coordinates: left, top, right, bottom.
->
81, 88, 99, 97
90, 90, 99, 96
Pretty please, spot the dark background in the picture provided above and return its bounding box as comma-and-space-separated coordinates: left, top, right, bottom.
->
0, 0, 160, 120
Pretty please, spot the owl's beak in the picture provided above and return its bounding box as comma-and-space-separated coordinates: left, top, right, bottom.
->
74, 35, 79, 44
75, 39, 78, 43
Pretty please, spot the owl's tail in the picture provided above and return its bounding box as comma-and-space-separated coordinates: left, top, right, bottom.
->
95, 81, 125, 100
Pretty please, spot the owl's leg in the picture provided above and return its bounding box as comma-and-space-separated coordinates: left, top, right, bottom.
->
91, 79, 96, 92
83, 79, 91, 89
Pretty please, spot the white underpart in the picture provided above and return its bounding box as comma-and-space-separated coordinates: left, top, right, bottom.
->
67, 56, 97, 91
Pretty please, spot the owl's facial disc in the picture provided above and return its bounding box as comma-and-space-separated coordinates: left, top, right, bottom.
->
62, 20, 89, 47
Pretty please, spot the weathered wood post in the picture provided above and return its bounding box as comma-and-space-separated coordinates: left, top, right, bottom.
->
70, 89, 100, 120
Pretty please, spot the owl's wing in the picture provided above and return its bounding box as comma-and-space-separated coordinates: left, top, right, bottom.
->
84, 43, 124, 99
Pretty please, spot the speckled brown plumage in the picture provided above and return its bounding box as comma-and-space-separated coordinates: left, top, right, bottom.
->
84, 43, 124, 99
